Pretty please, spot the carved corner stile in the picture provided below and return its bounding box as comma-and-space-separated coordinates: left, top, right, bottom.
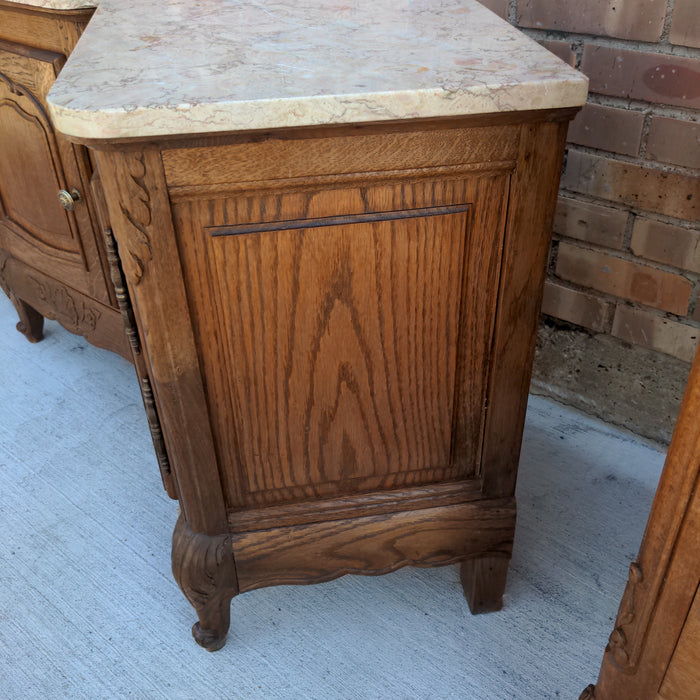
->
606, 561, 643, 670
172, 513, 238, 651
116, 152, 153, 287
97, 146, 229, 535
103, 227, 176, 496
139, 374, 177, 495
103, 228, 141, 355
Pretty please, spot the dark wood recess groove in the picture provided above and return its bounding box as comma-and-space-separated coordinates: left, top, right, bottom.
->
209, 203, 471, 237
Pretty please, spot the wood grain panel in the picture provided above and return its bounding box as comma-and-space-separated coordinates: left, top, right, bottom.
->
163, 125, 519, 187
233, 497, 516, 592
451, 174, 509, 471
213, 208, 466, 495
172, 171, 508, 508
228, 479, 484, 531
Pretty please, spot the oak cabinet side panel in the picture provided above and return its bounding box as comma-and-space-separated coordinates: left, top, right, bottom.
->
171, 169, 508, 510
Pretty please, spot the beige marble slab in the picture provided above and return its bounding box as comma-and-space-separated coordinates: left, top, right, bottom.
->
48, 0, 588, 140
3, 0, 96, 10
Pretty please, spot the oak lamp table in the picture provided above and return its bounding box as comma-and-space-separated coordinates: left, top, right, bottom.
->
46, 0, 588, 650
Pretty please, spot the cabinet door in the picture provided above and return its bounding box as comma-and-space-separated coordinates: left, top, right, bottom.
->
0, 38, 109, 304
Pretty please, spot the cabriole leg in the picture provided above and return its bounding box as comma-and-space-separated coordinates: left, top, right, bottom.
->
460, 554, 510, 614
171, 513, 238, 651
9, 293, 44, 343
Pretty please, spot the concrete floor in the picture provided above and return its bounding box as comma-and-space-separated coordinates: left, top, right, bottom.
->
0, 292, 667, 699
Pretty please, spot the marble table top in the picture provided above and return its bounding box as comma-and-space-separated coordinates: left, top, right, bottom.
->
46, 0, 588, 141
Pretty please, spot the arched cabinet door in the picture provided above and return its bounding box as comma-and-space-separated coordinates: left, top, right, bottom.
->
0, 39, 109, 304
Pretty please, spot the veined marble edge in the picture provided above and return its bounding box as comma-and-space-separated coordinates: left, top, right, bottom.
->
48, 79, 589, 141
2, 0, 96, 9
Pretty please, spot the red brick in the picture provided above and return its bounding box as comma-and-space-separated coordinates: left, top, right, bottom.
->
694, 305, 700, 323
541, 280, 610, 331
567, 103, 643, 156
562, 150, 700, 221
670, 0, 700, 49
517, 0, 665, 42
540, 40, 576, 68
475, 0, 508, 19
646, 117, 700, 170
612, 305, 699, 363
556, 242, 692, 314
581, 45, 700, 109
631, 218, 700, 274
553, 196, 626, 249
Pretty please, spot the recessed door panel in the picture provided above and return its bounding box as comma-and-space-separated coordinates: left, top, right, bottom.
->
172, 175, 509, 509
209, 206, 468, 496
0, 95, 77, 253
0, 41, 110, 304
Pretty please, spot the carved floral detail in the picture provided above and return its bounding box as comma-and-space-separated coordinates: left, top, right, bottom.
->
118, 153, 153, 286
29, 276, 100, 332
607, 561, 643, 669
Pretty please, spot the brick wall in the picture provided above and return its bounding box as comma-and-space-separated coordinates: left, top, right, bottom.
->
478, 0, 700, 363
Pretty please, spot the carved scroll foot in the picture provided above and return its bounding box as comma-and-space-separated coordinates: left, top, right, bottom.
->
172, 513, 238, 651
579, 685, 596, 699
460, 554, 510, 614
9, 293, 44, 343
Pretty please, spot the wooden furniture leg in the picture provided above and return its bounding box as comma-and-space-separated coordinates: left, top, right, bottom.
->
171, 514, 238, 651
9, 292, 44, 343
460, 554, 511, 613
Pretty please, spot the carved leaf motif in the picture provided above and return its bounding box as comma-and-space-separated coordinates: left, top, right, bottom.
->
171, 515, 238, 650
607, 561, 643, 670
28, 275, 100, 332
118, 153, 153, 285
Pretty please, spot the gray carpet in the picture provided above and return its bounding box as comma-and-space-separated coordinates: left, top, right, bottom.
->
0, 292, 665, 699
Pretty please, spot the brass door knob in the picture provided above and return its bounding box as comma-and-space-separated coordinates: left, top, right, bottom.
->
58, 189, 81, 211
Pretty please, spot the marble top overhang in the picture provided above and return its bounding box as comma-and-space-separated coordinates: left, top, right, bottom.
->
4, 0, 96, 10
47, 0, 589, 141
